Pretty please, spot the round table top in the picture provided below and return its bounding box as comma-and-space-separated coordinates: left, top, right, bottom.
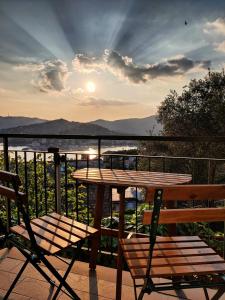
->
71, 168, 192, 188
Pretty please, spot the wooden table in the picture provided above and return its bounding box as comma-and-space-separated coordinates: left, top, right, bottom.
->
71, 168, 192, 300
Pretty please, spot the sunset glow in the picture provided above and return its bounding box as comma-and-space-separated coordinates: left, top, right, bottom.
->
0, 0, 225, 121
86, 81, 96, 93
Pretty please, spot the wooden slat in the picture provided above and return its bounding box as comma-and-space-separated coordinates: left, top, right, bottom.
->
0, 185, 26, 202
127, 254, 224, 268
143, 208, 225, 224
121, 236, 201, 245
146, 184, 225, 202
131, 262, 225, 278
26, 223, 71, 249
10, 225, 61, 254
31, 218, 81, 244
40, 215, 95, 239
121, 235, 225, 279
123, 247, 216, 259
50, 213, 97, 234
122, 241, 207, 252
0, 171, 21, 185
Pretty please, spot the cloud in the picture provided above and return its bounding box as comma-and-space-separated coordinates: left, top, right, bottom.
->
72, 88, 85, 95
215, 40, 225, 53
73, 54, 103, 73
76, 96, 135, 107
73, 50, 210, 83
203, 18, 225, 54
204, 18, 225, 35
14, 59, 69, 93
37, 60, 69, 92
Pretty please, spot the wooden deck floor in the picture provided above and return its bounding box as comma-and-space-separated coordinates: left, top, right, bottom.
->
0, 247, 224, 300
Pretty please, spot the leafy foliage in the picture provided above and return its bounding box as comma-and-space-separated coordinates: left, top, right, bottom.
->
158, 71, 225, 159
138, 71, 225, 253
0, 152, 91, 234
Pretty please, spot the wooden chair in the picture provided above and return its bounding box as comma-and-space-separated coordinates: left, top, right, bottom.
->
0, 170, 98, 300
120, 185, 225, 300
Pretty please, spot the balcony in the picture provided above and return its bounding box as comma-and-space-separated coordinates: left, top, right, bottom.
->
1, 134, 225, 299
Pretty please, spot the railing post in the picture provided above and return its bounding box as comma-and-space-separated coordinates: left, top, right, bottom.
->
98, 138, 101, 169
3, 136, 10, 232
3, 136, 9, 171
48, 147, 61, 214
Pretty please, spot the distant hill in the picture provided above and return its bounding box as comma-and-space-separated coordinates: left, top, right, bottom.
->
90, 115, 162, 135
0, 116, 160, 149
1, 118, 118, 135
0, 116, 46, 130
0, 118, 122, 149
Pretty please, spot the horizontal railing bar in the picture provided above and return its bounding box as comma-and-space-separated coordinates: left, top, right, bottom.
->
0, 133, 225, 142
2, 149, 225, 162
101, 154, 225, 161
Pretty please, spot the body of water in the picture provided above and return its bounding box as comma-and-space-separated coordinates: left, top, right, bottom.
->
0, 145, 137, 161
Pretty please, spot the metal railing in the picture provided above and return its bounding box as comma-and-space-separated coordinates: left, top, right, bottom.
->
1, 133, 225, 263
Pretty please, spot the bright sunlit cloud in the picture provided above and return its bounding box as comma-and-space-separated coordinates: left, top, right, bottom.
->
86, 81, 96, 93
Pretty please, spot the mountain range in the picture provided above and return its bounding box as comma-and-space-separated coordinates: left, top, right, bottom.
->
0, 115, 162, 136
91, 116, 162, 135
1, 118, 117, 135
0, 116, 45, 130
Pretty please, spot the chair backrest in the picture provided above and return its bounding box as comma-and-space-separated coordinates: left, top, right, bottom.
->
0, 170, 26, 204
0, 170, 37, 249
143, 185, 225, 225
142, 184, 225, 278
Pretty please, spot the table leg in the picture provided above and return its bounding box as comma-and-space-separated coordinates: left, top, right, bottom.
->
116, 187, 126, 300
166, 200, 177, 235
89, 184, 105, 270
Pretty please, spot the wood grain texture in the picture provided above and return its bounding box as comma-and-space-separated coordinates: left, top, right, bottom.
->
146, 184, 225, 202
143, 208, 225, 224
121, 236, 225, 279
0, 170, 21, 186
0, 185, 26, 202
72, 168, 192, 187
10, 212, 98, 255
10, 225, 61, 254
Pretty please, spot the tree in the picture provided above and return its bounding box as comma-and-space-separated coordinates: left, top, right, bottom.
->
158, 71, 225, 158
140, 71, 225, 183
138, 72, 225, 249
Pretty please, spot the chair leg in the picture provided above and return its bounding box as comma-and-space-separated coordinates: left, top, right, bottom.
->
40, 255, 80, 300
137, 288, 145, 300
17, 247, 54, 285
3, 258, 29, 300
52, 254, 77, 300
203, 287, 210, 300
53, 243, 84, 299
133, 279, 138, 300
211, 287, 225, 300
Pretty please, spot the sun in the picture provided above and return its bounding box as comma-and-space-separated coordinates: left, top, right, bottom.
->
86, 81, 96, 93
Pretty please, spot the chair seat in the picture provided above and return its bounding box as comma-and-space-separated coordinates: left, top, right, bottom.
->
120, 236, 225, 279
10, 212, 98, 254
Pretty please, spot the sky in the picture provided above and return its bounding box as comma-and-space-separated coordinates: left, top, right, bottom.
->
0, 0, 225, 122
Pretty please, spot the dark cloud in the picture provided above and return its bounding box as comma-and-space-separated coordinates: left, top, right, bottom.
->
73, 53, 103, 73
15, 59, 69, 93
74, 49, 211, 83
37, 60, 68, 92
74, 54, 100, 66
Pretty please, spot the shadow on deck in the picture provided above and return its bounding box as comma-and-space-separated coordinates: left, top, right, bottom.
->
0, 247, 224, 300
